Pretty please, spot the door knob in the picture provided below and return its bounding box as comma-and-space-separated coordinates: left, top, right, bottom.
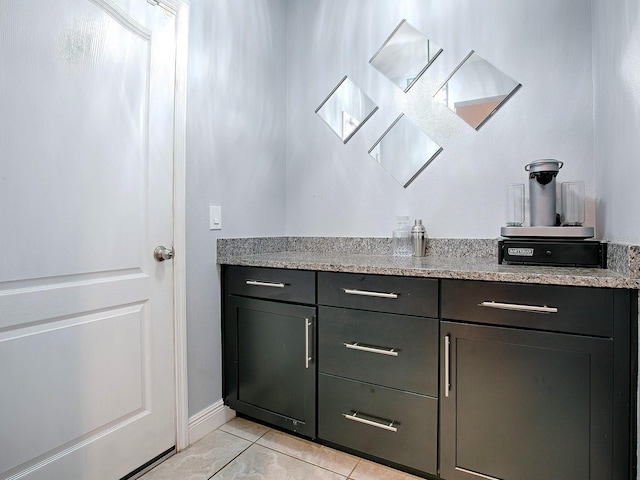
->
154, 246, 174, 262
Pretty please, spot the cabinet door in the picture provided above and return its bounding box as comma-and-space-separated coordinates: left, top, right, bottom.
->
440, 321, 613, 480
224, 296, 316, 438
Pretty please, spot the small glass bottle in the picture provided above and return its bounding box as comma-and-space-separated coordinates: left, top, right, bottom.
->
392, 216, 413, 257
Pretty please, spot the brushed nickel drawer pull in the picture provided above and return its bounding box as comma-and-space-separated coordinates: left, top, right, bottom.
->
478, 301, 558, 314
343, 342, 399, 357
342, 412, 398, 432
342, 288, 398, 299
245, 280, 286, 288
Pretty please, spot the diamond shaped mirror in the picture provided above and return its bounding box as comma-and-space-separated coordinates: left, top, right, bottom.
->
369, 20, 443, 92
368, 114, 443, 188
434, 50, 522, 130
315, 76, 378, 143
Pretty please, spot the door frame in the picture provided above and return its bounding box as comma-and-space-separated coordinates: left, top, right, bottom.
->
149, 0, 190, 452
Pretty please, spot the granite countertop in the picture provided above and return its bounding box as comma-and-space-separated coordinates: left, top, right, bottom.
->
217, 238, 640, 290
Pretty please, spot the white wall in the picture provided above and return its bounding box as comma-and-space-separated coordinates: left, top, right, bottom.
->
592, 0, 640, 245
285, 0, 595, 238
185, 0, 288, 416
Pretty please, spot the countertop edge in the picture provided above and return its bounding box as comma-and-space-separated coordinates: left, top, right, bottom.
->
217, 253, 640, 290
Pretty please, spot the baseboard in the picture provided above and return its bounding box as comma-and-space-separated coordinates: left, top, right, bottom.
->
188, 400, 236, 445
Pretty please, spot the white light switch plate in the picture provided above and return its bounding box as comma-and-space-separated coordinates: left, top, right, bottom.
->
209, 205, 222, 230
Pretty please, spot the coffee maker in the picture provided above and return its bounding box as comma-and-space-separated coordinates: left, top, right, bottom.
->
499, 160, 604, 267
526, 159, 562, 226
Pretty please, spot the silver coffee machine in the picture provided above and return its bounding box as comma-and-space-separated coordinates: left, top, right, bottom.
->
499, 159, 602, 267
525, 159, 563, 226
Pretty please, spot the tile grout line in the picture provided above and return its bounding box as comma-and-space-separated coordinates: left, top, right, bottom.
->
205, 421, 418, 480
253, 442, 351, 479
205, 425, 272, 479
204, 440, 252, 479
239, 425, 353, 478
346, 458, 362, 480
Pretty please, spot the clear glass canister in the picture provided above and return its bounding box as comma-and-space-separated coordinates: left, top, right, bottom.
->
392, 216, 413, 256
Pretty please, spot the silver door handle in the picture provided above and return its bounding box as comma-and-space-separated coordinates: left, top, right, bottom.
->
245, 280, 286, 288
343, 342, 398, 357
478, 301, 558, 314
154, 246, 174, 262
343, 412, 397, 432
342, 288, 398, 299
444, 334, 451, 398
305, 318, 312, 369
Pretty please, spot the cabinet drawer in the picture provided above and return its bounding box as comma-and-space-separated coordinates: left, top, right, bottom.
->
318, 272, 438, 317
318, 306, 438, 396
318, 374, 437, 474
225, 265, 315, 304
442, 279, 613, 337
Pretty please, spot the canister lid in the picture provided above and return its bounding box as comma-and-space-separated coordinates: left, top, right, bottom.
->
525, 159, 564, 173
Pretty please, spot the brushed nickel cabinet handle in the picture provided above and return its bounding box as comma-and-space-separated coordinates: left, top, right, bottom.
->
343, 342, 399, 357
342, 288, 398, 299
478, 301, 558, 314
444, 334, 451, 398
305, 318, 312, 369
342, 412, 398, 432
245, 280, 286, 288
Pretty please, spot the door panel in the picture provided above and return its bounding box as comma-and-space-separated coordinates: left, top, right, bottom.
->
1, 304, 146, 473
0, 0, 177, 478
440, 321, 613, 480
0, 0, 149, 282
224, 295, 317, 438
238, 307, 308, 420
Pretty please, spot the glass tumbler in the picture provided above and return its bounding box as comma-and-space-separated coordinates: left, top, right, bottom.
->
506, 184, 525, 226
561, 181, 585, 226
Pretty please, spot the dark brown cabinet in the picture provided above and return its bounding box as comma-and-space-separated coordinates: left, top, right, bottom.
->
316, 272, 440, 475
223, 266, 317, 437
440, 279, 635, 480
222, 266, 636, 480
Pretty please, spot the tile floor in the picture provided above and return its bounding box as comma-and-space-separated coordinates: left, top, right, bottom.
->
140, 417, 424, 480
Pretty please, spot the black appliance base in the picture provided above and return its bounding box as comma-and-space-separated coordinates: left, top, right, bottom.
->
498, 239, 607, 268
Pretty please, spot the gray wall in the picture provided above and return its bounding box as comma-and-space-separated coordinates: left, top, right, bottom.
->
593, 0, 640, 245
185, 0, 640, 418
285, 0, 595, 238
592, 1, 640, 464
186, 0, 288, 415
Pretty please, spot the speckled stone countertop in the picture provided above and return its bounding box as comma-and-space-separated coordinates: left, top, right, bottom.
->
217, 237, 640, 290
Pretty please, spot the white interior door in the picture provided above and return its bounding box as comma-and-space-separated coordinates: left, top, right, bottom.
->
0, 0, 178, 478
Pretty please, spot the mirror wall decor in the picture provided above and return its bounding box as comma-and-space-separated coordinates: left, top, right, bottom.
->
315, 76, 378, 143
434, 50, 521, 130
369, 19, 443, 92
368, 114, 443, 188
314, 30, 523, 187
